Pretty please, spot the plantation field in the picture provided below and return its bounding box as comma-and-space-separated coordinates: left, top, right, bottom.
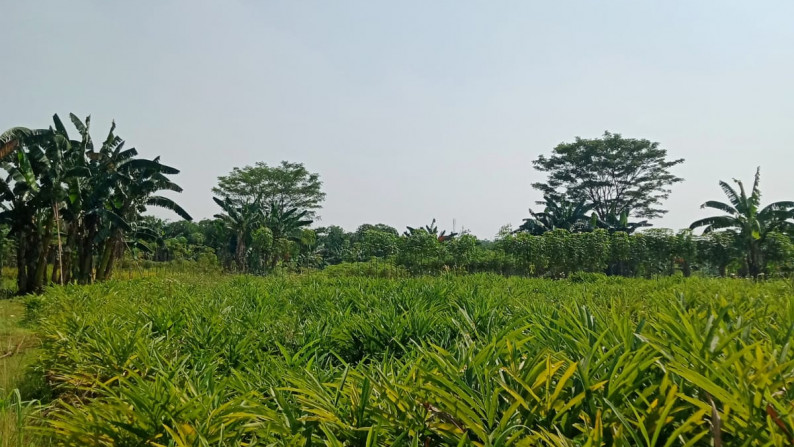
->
5, 273, 794, 445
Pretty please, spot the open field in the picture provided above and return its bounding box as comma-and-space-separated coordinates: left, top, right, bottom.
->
3, 273, 794, 445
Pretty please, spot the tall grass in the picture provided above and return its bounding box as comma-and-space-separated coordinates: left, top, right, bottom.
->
14, 273, 794, 445
0, 297, 46, 447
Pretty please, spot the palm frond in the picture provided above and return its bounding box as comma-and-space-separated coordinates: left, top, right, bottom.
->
701, 201, 737, 216
121, 159, 180, 175
145, 196, 192, 221
749, 167, 762, 207
690, 216, 738, 232
52, 114, 69, 137
760, 201, 794, 215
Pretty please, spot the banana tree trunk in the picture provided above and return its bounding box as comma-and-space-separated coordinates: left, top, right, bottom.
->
748, 239, 763, 278
96, 239, 113, 281
15, 232, 28, 294
32, 214, 55, 292
23, 230, 40, 294
235, 232, 246, 272
103, 239, 123, 280
77, 228, 97, 284
51, 256, 60, 284
62, 224, 77, 284
97, 230, 123, 281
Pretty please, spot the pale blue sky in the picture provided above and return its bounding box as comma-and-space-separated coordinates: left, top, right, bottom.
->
3, 1, 793, 237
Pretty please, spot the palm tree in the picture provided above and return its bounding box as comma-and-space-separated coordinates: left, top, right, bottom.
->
517, 196, 594, 235
690, 167, 794, 277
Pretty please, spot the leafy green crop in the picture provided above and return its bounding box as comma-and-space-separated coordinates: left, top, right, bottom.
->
20, 273, 794, 445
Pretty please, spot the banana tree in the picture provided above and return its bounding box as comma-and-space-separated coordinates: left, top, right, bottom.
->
593, 209, 650, 234
213, 197, 265, 272
95, 155, 191, 281
263, 202, 313, 269
1, 114, 191, 292
404, 219, 458, 242
0, 125, 67, 293
690, 167, 794, 277
517, 196, 595, 235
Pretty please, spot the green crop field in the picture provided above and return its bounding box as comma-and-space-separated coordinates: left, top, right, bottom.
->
3, 273, 794, 445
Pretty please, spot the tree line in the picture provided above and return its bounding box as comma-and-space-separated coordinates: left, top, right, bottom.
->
2, 116, 793, 293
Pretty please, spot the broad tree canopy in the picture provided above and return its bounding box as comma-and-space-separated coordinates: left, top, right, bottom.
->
213, 161, 325, 218
532, 131, 684, 220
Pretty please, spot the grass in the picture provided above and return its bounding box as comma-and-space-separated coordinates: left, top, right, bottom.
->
5, 272, 794, 445
0, 299, 43, 447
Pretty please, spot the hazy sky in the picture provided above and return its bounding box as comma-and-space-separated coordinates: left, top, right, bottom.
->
4, 1, 793, 238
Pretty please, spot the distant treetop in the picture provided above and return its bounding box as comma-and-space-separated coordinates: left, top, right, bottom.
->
532, 131, 684, 220
213, 161, 325, 218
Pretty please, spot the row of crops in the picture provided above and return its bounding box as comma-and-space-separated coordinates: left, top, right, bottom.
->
15, 274, 794, 445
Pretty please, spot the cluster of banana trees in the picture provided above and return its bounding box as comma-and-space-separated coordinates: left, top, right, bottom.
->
212, 197, 313, 273
0, 114, 190, 294
518, 196, 650, 235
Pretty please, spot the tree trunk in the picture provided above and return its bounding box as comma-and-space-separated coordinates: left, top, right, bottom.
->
747, 239, 762, 278
32, 214, 55, 293
103, 242, 120, 280
51, 256, 60, 284
77, 216, 98, 284
15, 232, 28, 294
77, 231, 96, 284
62, 224, 77, 284
53, 204, 64, 285
96, 239, 113, 281
97, 230, 123, 281
24, 230, 40, 294
235, 232, 246, 272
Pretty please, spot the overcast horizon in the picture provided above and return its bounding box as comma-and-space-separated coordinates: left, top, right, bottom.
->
4, 1, 793, 238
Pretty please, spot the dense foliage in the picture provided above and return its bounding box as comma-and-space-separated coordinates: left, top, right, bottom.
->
148, 219, 793, 278
0, 115, 189, 294
532, 131, 684, 220
212, 161, 325, 219
19, 274, 794, 445
2, 119, 792, 289
691, 168, 794, 277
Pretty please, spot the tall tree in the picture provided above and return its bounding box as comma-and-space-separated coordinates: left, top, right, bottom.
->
690, 167, 794, 277
532, 131, 684, 220
213, 161, 325, 218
